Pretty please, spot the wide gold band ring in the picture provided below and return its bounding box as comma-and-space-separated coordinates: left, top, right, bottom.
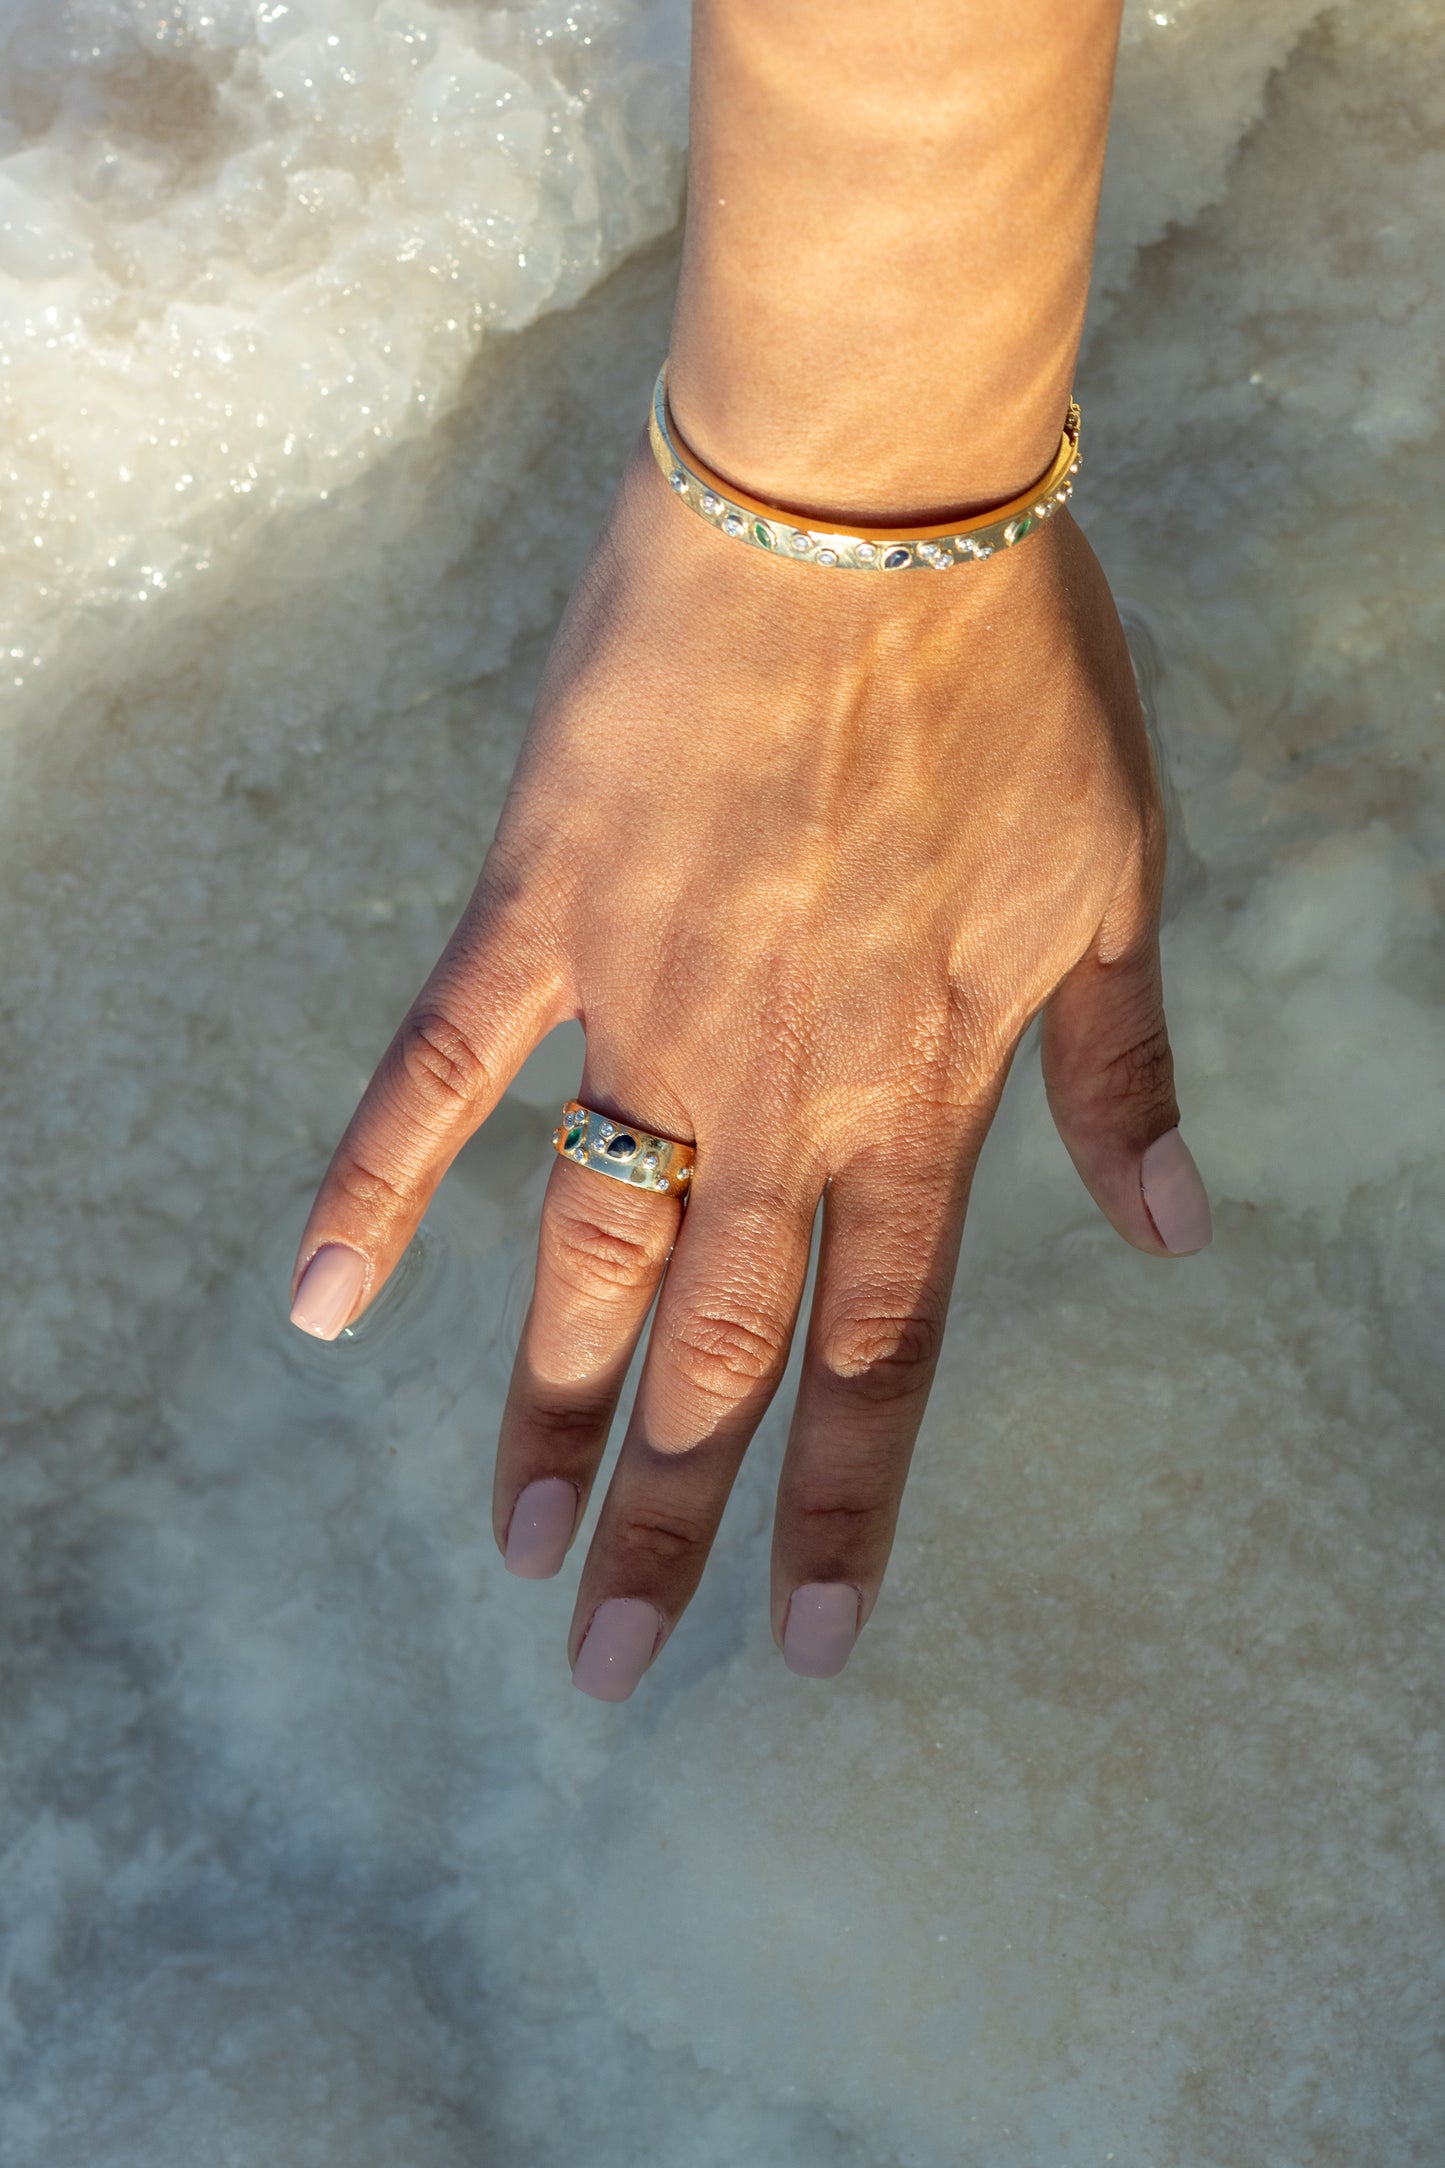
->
552, 1100, 695, 1199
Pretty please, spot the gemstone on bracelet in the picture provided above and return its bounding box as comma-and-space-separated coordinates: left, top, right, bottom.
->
791, 532, 813, 553
883, 546, 913, 570
855, 542, 877, 562
723, 513, 746, 538
670, 470, 688, 493
753, 521, 776, 549
1005, 515, 1034, 545
700, 491, 721, 515
816, 548, 839, 566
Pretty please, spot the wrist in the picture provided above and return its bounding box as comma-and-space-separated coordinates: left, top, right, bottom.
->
671, 0, 1121, 524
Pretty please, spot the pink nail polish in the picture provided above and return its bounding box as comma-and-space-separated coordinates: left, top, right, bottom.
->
783, 1583, 862, 1679
290, 1244, 369, 1340
571, 1598, 663, 1703
505, 1479, 579, 1579
1140, 1128, 1213, 1255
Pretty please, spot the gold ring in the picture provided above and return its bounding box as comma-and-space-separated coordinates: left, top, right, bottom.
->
552, 1100, 695, 1199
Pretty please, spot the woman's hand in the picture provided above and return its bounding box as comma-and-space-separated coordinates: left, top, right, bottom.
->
287, 444, 1210, 1697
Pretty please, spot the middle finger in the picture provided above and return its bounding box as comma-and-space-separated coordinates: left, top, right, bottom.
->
567, 1139, 825, 1699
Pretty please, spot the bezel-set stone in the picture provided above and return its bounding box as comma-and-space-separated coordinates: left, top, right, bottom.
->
931, 550, 954, 568
670, 470, 688, 493
855, 542, 877, 562
723, 513, 746, 538
753, 521, 776, 549
816, 548, 838, 566
791, 532, 812, 553
642, 1150, 659, 1170
655, 1176, 669, 1190
700, 491, 721, 515
883, 545, 912, 569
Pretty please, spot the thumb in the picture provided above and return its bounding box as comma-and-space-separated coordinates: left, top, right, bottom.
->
1042, 869, 1212, 1258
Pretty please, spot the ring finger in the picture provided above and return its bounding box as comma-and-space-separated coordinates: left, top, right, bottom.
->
493, 1102, 687, 1578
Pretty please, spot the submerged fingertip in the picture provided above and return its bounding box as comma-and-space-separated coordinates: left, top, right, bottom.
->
1139, 1128, 1213, 1255
289, 1242, 370, 1340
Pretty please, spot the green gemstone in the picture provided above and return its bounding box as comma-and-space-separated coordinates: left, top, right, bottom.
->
563, 1124, 585, 1152
1007, 514, 1034, 545
753, 520, 775, 549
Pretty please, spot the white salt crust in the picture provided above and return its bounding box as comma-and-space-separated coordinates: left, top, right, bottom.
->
2, 2, 1443, 2163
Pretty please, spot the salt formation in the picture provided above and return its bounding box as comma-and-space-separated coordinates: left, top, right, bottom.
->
1, 1, 1442, 2163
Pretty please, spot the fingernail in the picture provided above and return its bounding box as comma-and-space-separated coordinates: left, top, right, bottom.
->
1140, 1128, 1213, 1255
571, 1598, 663, 1703
783, 1583, 862, 1679
505, 1479, 579, 1580
289, 1243, 369, 1340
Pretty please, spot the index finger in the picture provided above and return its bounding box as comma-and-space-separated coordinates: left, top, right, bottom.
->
288, 873, 569, 1340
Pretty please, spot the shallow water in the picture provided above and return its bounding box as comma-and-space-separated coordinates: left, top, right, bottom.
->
2, 1, 1443, 2162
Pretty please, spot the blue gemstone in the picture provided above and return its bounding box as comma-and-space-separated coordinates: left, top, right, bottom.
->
883, 546, 912, 570
605, 1132, 639, 1160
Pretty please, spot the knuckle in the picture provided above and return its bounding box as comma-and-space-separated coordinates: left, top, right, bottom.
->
789, 1471, 896, 1533
330, 1147, 410, 1216
543, 1207, 661, 1300
819, 1308, 944, 1402
518, 1393, 609, 1446
1098, 1023, 1176, 1113
393, 1007, 495, 1113
610, 1504, 710, 1571
666, 1302, 788, 1405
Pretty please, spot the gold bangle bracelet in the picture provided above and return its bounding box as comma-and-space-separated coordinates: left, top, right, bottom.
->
648, 362, 1081, 572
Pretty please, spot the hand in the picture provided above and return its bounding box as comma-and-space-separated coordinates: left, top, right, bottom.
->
286, 445, 1210, 1699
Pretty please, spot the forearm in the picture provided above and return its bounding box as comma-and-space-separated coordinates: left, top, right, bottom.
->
669, 0, 1124, 522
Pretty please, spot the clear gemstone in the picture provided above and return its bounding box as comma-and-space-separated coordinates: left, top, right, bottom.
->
816, 548, 838, 566
931, 551, 954, 569
1069, 457, 1081, 475
655, 1176, 669, 1190
723, 513, 746, 538
791, 532, 812, 553
918, 540, 939, 559
1054, 490, 1068, 505
642, 1150, 659, 1170
974, 543, 994, 559
1034, 503, 1051, 519
574, 1146, 588, 1160
855, 542, 877, 563
700, 491, 721, 514
677, 1165, 691, 1182
670, 470, 688, 493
